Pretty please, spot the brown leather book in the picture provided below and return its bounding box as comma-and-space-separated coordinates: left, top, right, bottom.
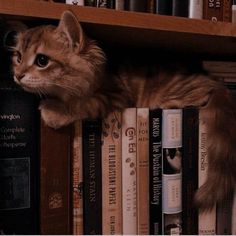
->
203, 0, 223, 21
40, 121, 72, 235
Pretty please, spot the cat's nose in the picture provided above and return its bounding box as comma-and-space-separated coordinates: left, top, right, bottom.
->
15, 74, 25, 81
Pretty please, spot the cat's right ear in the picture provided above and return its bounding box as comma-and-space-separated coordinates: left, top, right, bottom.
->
57, 10, 84, 52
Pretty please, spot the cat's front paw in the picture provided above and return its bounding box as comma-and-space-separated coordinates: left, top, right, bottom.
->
39, 100, 73, 129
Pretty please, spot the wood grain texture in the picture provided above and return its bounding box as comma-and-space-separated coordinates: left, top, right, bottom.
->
1, 0, 236, 56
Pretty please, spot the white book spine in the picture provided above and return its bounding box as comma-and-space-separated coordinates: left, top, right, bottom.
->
162, 109, 183, 235
198, 111, 216, 235
66, 0, 84, 5
122, 108, 137, 235
137, 108, 149, 234
188, 0, 203, 19
102, 112, 122, 235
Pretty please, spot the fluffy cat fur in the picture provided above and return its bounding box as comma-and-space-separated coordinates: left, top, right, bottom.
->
11, 11, 236, 210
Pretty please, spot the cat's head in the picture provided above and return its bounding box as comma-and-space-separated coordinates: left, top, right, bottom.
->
11, 11, 106, 101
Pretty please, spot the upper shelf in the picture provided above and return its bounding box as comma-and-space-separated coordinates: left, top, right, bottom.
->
1, 0, 236, 58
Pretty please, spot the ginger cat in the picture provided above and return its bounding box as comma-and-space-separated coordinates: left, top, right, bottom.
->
11, 10, 236, 211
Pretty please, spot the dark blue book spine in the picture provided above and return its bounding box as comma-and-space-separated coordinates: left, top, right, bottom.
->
156, 0, 173, 15
149, 108, 163, 235
82, 118, 102, 234
0, 79, 40, 235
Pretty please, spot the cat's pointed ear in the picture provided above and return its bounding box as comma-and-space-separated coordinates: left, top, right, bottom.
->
57, 10, 84, 52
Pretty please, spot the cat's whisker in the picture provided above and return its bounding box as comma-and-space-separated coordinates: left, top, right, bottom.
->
39, 88, 48, 99
45, 81, 81, 96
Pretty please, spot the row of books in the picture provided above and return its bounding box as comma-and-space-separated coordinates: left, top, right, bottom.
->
72, 106, 235, 235
0, 86, 234, 234
1, 78, 234, 235
44, 0, 235, 22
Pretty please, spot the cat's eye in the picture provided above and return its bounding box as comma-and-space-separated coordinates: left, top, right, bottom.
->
35, 54, 49, 68
13, 51, 22, 64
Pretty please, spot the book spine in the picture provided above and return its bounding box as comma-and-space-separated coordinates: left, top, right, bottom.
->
82, 118, 102, 234
147, 0, 156, 13
66, 0, 84, 5
182, 107, 199, 235
172, 0, 189, 17
102, 112, 122, 235
115, 0, 124, 10
73, 121, 83, 235
188, 0, 203, 19
198, 111, 216, 235
84, 0, 96, 6
162, 109, 183, 235
156, 0, 173, 15
125, 0, 147, 12
121, 107, 137, 235
0, 82, 40, 235
222, 0, 232, 21
40, 123, 72, 235
107, 0, 115, 8
96, 0, 109, 8
203, 0, 223, 21
149, 108, 162, 235
232, 0, 236, 23
137, 108, 149, 235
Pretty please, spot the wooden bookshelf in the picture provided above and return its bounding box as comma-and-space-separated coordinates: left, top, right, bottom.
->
1, 0, 236, 58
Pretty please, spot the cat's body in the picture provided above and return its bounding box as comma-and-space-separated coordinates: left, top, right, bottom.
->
11, 11, 236, 210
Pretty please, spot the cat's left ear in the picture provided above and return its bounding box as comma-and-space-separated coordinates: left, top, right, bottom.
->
57, 10, 84, 52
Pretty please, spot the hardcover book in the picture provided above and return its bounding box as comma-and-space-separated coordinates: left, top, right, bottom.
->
0, 79, 40, 235
40, 122, 72, 235
203, 0, 223, 21
162, 109, 183, 235
102, 112, 122, 235
82, 118, 102, 234
149, 108, 162, 235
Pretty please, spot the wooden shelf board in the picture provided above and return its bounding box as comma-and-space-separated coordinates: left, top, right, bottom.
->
1, 0, 236, 57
